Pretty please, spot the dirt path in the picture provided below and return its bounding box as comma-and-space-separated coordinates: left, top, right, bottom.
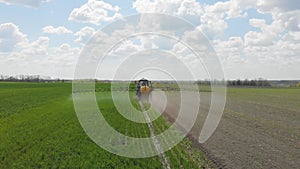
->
138, 101, 171, 169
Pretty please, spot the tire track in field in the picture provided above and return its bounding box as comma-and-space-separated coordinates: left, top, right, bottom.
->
138, 101, 171, 169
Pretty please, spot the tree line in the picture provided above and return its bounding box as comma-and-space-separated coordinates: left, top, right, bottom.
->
227, 78, 271, 87
0, 75, 55, 82
197, 78, 271, 87
1, 75, 299, 88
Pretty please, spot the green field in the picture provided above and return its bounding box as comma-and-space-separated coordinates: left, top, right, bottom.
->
2, 82, 299, 168
0, 82, 211, 168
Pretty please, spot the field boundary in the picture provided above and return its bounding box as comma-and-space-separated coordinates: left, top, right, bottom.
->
162, 113, 226, 169
138, 101, 171, 169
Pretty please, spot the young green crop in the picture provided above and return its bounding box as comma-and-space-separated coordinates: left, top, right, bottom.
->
0, 82, 212, 168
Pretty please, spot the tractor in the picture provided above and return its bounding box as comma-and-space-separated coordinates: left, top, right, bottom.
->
136, 78, 152, 100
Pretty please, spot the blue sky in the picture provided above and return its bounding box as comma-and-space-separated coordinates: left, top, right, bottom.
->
0, 1, 133, 36
0, 0, 299, 79
0, 0, 273, 41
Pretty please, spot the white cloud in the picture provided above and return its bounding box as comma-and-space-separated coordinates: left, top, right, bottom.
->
213, 33, 300, 79
69, 0, 122, 25
1, 0, 299, 79
244, 31, 275, 47
132, 0, 296, 39
199, 0, 256, 37
50, 43, 80, 67
177, 0, 203, 15
20, 36, 50, 56
249, 18, 266, 28
244, 36, 300, 65
198, 0, 298, 38
0, 22, 79, 78
272, 10, 300, 32
0, 0, 50, 8
0, 37, 80, 78
182, 27, 207, 48
214, 37, 245, 65
283, 31, 300, 42
42, 26, 73, 34
133, 0, 202, 16
202, 0, 247, 19
257, 0, 300, 13
199, 14, 228, 37
246, 11, 300, 47
111, 40, 143, 57
208, 2, 300, 78
253, 1, 300, 36
0, 23, 27, 52
74, 26, 96, 44
246, 2, 300, 48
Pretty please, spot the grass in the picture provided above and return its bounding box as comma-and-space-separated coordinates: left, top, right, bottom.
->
0, 82, 212, 168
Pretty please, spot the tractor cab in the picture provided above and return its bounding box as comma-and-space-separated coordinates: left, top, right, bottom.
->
138, 79, 151, 87
136, 78, 152, 99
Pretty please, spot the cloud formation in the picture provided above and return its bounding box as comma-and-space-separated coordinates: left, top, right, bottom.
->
133, 0, 202, 16
1, 0, 299, 79
42, 26, 73, 34
74, 26, 96, 44
69, 0, 122, 25
0, 0, 50, 8
0, 23, 27, 52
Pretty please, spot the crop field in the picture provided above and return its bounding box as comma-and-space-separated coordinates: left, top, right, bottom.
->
1, 82, 299, 168
0, 82, 212, 168
159, 87, 300, 169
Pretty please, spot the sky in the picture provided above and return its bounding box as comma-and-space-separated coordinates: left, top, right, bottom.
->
0, 0, 299, 80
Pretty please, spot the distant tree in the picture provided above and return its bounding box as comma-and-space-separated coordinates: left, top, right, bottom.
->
243, 79, 249, 86
297, 82, 300, 87
237, 79, 241, 86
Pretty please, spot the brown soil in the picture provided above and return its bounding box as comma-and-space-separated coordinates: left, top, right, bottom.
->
151, 90, 300, 169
